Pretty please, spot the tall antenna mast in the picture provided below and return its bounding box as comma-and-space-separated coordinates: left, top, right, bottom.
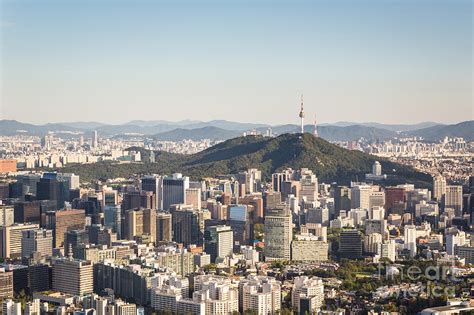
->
299, 94, 304, 133
314, 114, 318, 137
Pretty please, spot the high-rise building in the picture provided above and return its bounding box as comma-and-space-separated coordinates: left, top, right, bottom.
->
445, 185, 463, 216
0, 268, 13, 306
404, 224, 417, 258
204, 225, 233, 262
92, 130, 98, 149
124, 208, 156, 243
377, 240, 396, 262
291, 277, 324, 315
264, 206, 292, 261
21, 229, 53, 258
291, 233, 328, 262
0, 206, 14, 227
185, 188, 201, 210
0, 223, 40, 259
334, 186, 351, 218
160, 174, 189, 210
339, 229, 362, 259
433, 176, 447, 202
13, 201, 41, 224
104, 205, 122, 238
36, 177, 70, 209
171, 209, 201, 246
156, 212, 172, 242
385, 187, 406, 215
43, 209, 85, 248
52, 258, 93, 296
141, 175, 161, 210
239, 276, 281, 314
350, 184, 371, 210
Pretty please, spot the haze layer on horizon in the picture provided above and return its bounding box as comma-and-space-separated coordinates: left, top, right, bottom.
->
1, 0, 472, 125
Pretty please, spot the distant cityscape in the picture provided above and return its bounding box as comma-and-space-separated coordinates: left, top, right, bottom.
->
0, 112, 473, 315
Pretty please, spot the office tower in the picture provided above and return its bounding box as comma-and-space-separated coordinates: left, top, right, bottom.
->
104, 205, 122, 238
122, 191, 155, 211
364, 233, 383, 254
385, 187, 406, 215
334, 186, 351, 218
0, 183, 9, 199
377, 240, 396, 262
372, 161, 382, 176
28, 263, 52, 293
185, 188, 201, 210
0, 223, 40, 259
350, 184, 371, 210
0, 206, 14, 227
445, 185, 463, 216
160, 174, 189, 210
92, 130, 98, 149
369, 191, 385, 210
263, 191, 282, 214
299, 169, 318, 203
21, 229, 53, 258
171, 209, 201, 246
306, 207, 329, 226
228, 204, 250, 248
0, 269, 13, 306
236, 169, 261, 195
292, 277, 324, 314
264, 206, 292, 261
156, 212, 172, 242
54, 173, 80, 190
52, 258, 93, 296
36, 177, 69, 209
2, 299, 21, 315
291, 234, 328, 262
16, 174, 41, 196
204, 225, 233, 262
115, 300, 137, 315
13, 201, 41, 224
404, 224, 417, 258
65, 230, 89, 255
239, 276, 281, 314
339, 229, 363, 259
124, 208, 156, 243
102, 189, 118, 207
433, 175, 447, 201
446, 230, 466, 255
141, 175, 161, 209
43, 209, 85, 248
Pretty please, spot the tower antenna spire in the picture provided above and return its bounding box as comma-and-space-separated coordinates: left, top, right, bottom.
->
299, 94, 304, 133
314, 114, 318, 137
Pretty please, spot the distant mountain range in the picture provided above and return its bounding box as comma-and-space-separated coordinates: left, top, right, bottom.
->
1, 119, 472, 142
59, 133, 432, 187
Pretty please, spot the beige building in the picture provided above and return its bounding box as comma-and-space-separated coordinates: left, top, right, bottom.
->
52, 258, 93, 296
125, 208, 156, 243
0, 223, 40, 259
291, 234, 328, 262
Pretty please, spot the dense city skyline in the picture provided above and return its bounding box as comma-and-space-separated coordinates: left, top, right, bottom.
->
1, 0, 472, 124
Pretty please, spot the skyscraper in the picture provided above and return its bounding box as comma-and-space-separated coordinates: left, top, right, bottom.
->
43, 209, 85, 248
204, 225, 233, 262
92, 130, 98, 149
264, 206, 292, 261
445, 185, 463, 216
156, 212, 172, 242
21, 229, 53, 258
160, 174, 189, 210
52, 258, 93, 296
433, 175, 446, 201
339, 229, 362, 259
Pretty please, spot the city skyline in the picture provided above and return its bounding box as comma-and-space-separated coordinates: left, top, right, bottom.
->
1, 0, 472, 125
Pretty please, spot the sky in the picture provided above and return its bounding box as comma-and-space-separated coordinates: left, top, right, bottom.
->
0, 0, 472, 125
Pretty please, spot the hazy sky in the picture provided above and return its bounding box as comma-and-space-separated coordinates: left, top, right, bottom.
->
1, 0, 472, 125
